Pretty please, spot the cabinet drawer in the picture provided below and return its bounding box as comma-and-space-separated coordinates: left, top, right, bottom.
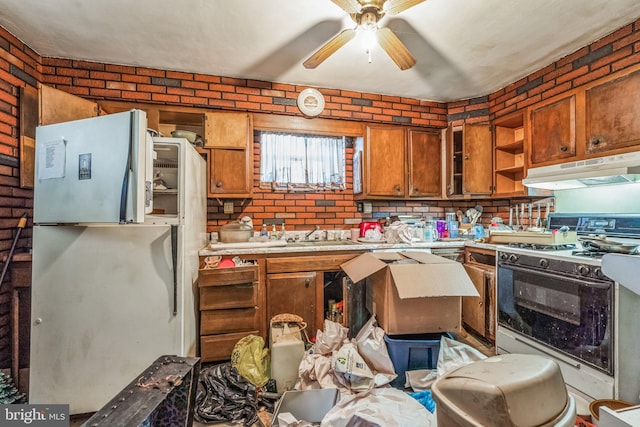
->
200, 283, 257, 310
266, 253, 360, 273
200, 308, 259, 335
200, 331, 259, 362
199, 265, 258, 286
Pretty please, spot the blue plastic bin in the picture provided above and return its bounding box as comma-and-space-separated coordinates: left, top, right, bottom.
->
384, 332, 453, 389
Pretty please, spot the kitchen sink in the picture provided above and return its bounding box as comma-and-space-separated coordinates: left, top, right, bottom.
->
286, 239, 361, 247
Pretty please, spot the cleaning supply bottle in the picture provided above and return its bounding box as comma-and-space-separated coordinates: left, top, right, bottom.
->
260, 223, 268, 237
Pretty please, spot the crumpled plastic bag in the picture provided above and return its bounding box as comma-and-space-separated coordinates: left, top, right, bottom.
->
405, 335, 488, 391
298, 319, 351, 392
231, 334, 270, 387
320, 387, 434, 427
354, 315, 397, 387
313, 319, 350, 355
384, 222, 414, 244
436, 335, 487, 376
332, 342, 375, 391
195, 362, 273, 426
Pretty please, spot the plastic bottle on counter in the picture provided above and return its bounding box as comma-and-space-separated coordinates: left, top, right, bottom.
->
271, 224, 277, 239
260, 223, 268, 237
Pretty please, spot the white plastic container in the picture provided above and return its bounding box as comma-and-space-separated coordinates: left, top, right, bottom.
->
270, 323, 305, 393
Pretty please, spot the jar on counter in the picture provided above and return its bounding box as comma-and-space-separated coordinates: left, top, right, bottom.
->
424, 221, 437, 241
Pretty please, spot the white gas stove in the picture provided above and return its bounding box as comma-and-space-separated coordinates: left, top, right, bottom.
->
495, 214, 640, 404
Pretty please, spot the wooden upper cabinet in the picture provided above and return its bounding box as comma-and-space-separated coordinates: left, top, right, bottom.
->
446, 123, 492, 197
39, 83, 100, 125
585, 68, 640, 155
365, 125, 406, 197
209, 147, 253, 197
204, 112, 251, 149
463, 123, 493, 195
205, 112, 254, 197
529, 95, 576, 165
408, 129, 441, 198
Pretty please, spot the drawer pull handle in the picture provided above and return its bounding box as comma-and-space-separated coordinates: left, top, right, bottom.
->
305, 278, 311, 287
560, 145, 568, 152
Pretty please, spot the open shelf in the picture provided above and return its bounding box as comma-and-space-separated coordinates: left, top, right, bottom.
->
493, 112, 525, 196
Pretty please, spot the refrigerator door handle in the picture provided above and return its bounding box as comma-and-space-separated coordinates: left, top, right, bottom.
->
171, 224, 178, 316
119, 111, 135, 223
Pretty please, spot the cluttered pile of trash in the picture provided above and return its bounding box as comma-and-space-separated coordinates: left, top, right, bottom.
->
194, 315, 487, 426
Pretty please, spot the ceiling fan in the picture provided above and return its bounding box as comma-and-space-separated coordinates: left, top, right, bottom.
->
303, 0, 425, 71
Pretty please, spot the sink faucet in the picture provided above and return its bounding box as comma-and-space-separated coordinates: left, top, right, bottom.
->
304, 225, 320, 240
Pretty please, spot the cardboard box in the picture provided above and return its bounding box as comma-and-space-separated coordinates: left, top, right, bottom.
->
340, 252, 479, 335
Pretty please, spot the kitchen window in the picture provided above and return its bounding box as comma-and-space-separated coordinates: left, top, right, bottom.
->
259, 131, 346, 191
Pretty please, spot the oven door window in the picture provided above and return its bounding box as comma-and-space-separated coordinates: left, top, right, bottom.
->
498, 265, 613, 374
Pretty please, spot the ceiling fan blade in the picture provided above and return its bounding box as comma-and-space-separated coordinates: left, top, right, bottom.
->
383, 0, 426, 15
303, 28, 357, 69
330, 0, 361, 14
376, 27, 416, 70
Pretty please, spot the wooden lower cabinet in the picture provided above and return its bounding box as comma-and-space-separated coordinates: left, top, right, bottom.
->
462, 247, 496, 342
266, 272, 323, 338
198, 264, 261, 362
265, 252, 364, 340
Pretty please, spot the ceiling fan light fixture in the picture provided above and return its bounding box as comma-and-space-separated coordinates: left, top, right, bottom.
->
304, 0, 423, 70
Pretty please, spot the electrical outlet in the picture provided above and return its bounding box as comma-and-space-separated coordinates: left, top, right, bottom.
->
357, 202, 364, 213
223, 202, 234, 214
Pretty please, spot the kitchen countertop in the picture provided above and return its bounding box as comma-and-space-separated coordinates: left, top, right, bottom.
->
199, 238, 499, 257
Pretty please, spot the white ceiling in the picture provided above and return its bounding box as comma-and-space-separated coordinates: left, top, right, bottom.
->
2, 0, 640, 102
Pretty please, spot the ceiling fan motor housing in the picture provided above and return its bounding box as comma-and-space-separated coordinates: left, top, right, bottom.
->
356, 8, 384, 30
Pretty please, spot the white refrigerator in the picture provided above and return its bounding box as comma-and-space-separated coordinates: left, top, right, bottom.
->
29, 111, 207, 415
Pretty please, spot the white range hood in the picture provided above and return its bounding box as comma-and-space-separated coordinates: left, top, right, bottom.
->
522, 151, 640, 190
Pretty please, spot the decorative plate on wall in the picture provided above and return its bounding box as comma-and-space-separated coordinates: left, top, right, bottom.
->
297, 88, 325, 117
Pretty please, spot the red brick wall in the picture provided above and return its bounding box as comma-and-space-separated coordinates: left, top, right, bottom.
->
0, 27, 39, 252
41, 58, 448, 128
0, 26, 41, 369
490, 20, 640, 119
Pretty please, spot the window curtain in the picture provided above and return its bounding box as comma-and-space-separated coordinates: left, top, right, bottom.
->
260, 132, 346, 191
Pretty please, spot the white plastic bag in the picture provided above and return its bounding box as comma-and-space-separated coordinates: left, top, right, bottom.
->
320, 388, 434, 427
436, 335, 487, 377
297, 319, 351, 391
405, 335, 487, 391
354, 315, 397, 386
332, 342, 375, 391
313, 319, 349, 355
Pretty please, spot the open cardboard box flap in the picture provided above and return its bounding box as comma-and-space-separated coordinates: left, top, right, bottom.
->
340, 251, 479, 299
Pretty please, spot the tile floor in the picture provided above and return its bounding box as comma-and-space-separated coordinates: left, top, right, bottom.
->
69, 329, 494, 426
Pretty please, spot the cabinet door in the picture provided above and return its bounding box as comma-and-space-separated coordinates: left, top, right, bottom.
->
530, 95, 576, 165
485, 269, 496, 342
267, 272, 323, 338
462, 264, 486, 337
462, 123, 493, 195
408, 129, 441, 197
204, 112, 251, 149
585, 69, 640, 155
209, 147, 253, 196
39, 83, 100, 125
365, 125, 406, 197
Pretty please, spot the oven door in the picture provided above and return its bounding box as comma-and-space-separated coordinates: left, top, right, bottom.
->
497, 262, 613, 375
